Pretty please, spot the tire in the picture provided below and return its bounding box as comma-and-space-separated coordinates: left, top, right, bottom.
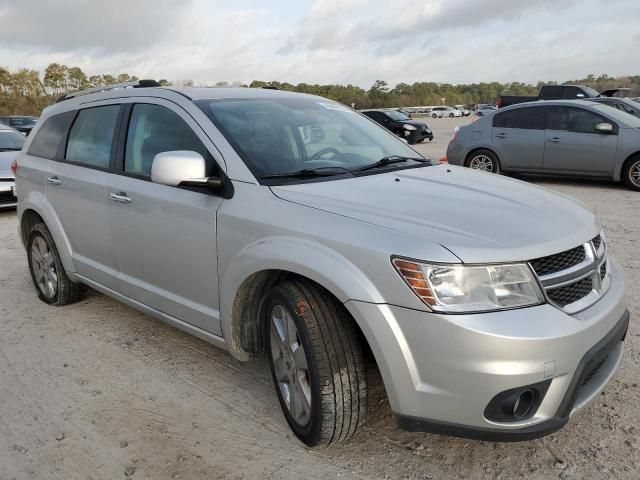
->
449, 113, 454, 118
265, 279, 367, 446
477, 112, 483, 117
27, 222, 85, 305
622, 155, 640, 191
466, 149, 501, 174
432, 113, 437, 118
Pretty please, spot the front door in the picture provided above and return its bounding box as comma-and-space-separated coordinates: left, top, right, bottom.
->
106, 102, 224, 334
543, 106, 618, 175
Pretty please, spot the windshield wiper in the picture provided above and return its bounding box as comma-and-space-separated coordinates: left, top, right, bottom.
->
353, 155, 430, 173
261, 166, 353, 180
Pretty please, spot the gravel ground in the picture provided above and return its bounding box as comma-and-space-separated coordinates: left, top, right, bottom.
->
0, 125, 638, 478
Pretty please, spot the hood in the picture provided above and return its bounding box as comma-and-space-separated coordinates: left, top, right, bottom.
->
271, 164, 600, 263
401, 119, 429, 129
0, 151, 17, 178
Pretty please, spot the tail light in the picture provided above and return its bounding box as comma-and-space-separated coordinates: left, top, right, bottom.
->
10, 159, 17, 176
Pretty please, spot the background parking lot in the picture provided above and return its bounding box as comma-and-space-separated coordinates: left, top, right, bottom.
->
0, 130, 638, 479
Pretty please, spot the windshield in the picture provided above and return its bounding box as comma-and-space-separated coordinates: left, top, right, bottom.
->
594, 104, 640, 128
385, 110, 409, 121
0, 129, 26, 150
197, 98, 425, 181
8, 117, 37, 127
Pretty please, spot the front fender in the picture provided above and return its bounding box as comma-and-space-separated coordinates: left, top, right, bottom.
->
20, 190, 76, 275
219, 236, 385, 356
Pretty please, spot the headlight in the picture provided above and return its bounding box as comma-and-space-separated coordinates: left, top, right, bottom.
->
392, 258, 543, 313
403, 124, 417, 131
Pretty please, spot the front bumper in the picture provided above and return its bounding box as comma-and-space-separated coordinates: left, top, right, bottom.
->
0, 181, 17, 209
345, 257, 627, 441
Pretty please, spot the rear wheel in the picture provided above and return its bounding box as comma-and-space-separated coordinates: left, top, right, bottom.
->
27, 222, 85, 305
466, 149, 500, 174
432, 113, 437, 118
622, 156, 640, 191
449, 113, 454, 118
265, 279, 367, 446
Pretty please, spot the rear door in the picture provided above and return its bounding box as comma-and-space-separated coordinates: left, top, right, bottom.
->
543, 106, 618, 175
491, 106, 545, 170
106, 100, 224, 334
45, 103, 121, 289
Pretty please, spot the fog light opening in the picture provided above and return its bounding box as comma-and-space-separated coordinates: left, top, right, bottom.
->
512, 389, 535, 419
485, 380, 551, 423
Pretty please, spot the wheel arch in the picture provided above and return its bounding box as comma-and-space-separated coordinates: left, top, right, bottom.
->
220, 238, 384, 361
19, 193, 75, 274
465, 147, 502, 169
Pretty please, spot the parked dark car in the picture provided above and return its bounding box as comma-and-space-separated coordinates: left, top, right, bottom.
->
590, 97, 640, 119
360, 109, 433, 143
0, 116, 39, 135
496, 86, 627, 109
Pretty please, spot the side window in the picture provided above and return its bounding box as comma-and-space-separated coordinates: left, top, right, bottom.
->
125, 104, 210, 178
27, 111, 74, 159
66, 106, 120, 168
493, 107, 544, 130
567, 108, 609, 134
541, 86, 564, 100
546, 106, 570, 130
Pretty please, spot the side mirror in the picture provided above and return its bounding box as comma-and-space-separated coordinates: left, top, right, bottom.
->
151, 151, 223, 190
594, 122, 614, 134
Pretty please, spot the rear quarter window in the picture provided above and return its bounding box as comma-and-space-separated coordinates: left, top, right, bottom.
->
27, 111, 75, 159
65, 105, 120, 169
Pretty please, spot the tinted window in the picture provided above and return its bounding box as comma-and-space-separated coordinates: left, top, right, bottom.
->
66, 106, 120, 168
493, 107, 544, 130
546, 106, 609, 133
125, 104, 209, 177
0, 129, 26, 150
385, 110, 408, 121
27, 112, 74, 159
540, 86, 564, 99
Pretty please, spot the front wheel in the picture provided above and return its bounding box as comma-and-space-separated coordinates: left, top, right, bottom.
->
449, 113, 454, 118
266, 279, 367, 446
432, 113, 437, 118
466, 149, 500, 174
622, 156, 640, 191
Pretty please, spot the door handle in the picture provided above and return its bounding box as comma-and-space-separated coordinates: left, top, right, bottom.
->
548, 137, 563, 143
108, 192, 132, 203
46, 176, 61, 185
495, 133, 508, 139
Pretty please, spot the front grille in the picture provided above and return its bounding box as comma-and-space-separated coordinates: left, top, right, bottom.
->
0, 190, 17, 206
547, 277, 594, 307
592, 235, 602, 250
600, 263, 606, 280
530, 245, 586, 276
581, 355, 608, 387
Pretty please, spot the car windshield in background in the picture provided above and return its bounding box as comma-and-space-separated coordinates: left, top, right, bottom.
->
197, 98, 426, 182
8, 117, 37, 127
594, 104, 640, 128
385, 110, 409, 121
0, 129, 26, 150
582, 86, 599, 98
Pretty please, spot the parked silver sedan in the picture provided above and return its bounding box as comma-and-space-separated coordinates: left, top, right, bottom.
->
0, 125, 25, 209
447, 100, 640, 191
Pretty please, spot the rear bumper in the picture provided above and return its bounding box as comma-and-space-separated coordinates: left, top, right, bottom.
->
345, 257, 627, 440
0, 181, 17, 209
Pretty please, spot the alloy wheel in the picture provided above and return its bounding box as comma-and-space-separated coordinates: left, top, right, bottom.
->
469, 155, 494, 172
31, 235, 57, 299
630, 160, 640, 188
269, 304, 312, 426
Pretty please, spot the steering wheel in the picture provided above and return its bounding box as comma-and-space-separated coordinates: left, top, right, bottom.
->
309, 147, 340, 161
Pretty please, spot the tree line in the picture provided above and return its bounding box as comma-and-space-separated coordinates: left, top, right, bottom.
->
1, 63, 639, 116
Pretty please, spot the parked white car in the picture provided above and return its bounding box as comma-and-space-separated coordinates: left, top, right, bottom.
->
430, 106, 462, 118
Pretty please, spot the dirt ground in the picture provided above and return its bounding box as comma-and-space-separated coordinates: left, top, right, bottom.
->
1, 129, 639, 478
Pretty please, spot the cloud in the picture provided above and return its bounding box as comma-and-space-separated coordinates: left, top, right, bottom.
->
0, 0, 638, 88
0, 0, 193, 52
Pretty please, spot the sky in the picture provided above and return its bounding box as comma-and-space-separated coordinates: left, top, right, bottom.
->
1, 0, 639, 88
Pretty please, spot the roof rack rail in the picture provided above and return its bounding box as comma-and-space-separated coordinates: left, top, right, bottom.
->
56, 79, 161, 103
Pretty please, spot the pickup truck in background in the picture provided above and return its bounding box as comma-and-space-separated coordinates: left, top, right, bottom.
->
496, 85, 628, 108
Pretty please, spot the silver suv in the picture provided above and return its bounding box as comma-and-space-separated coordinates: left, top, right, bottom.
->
16, 81, 628, 446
